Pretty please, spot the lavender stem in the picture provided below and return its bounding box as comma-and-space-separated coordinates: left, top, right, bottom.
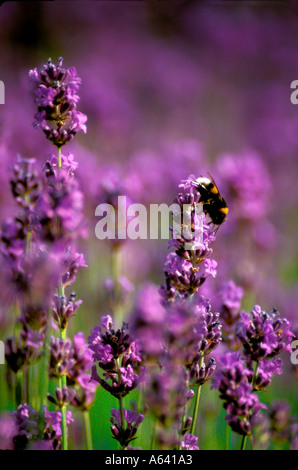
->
190, 355, 204, 435
83, 410, 93, 450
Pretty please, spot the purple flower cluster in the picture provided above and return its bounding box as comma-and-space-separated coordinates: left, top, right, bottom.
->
110, 408, 145, 448
211, 352, 265, 436
236, 305, 294, 363
88, 315, 145, 399
166, 296, 221, 386
0, 57, 92, 450
160, 176, 217, 303
0, 403, 74, 450
217, 280, 244, 349
181, 433, 200, 450
145, 364, 193, 449
48, 332, 97, 411
130, 283, 221, 448
29, 58, 87, 147
212, 304, 295, 439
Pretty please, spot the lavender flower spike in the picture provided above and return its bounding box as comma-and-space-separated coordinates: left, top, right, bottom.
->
30, 58, 87, 147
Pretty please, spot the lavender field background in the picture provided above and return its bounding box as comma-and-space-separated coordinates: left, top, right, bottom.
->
0, 1, 297, 450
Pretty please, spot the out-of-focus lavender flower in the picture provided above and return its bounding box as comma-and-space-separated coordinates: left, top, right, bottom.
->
130, 283, 166, 359
43, 407, 74, 450
211, 352, 265, 436
71, 374, 98, 411
218, 280, 244, 326
13, 403, 39, 450
88, 315, 145, 399
251, 413, 271, 450
60, 248, 87, 289
145, 363, 193, 449
0, 413, 18, 450
216, 280, 244, 350
29, 58, 87, 148
253, 358, 282, 391
10, 155, 41, 210
236, 305, 294, 362
12, 404, 73, 450
47, 385, 76, 408
216, 151, 272, 222
68, 332, 93, 381
68, 332, 98, 410
52, 292, 82, 330
45, 153, 79, 175
5, 323, 45, 374
103, 275, 134, 308
181, 433, 200, 450
95, 166, 134, 247
49, 336, 75, 377
110, 408, 144, 448
165, 296, 221, 371
36, 161, 87, 243
267, 400, 298, 449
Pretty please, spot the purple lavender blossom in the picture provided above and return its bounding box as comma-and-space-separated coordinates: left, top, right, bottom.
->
5, 323, 46, 374
88, 315, 145, 399
60, 249, 87, 288
49, 336, 75, 377
145, 363, 193, 449
43, 407, 74, 450
211, 352, 265, 436
10, 155, 41, 210
29, 58, 87, 148
36, 159, 87, 243
130, 283, 166, 359
236, 305, 294, 362
218, 280, 244, 326
253, 358, 283, 391
110, 408, 144, 448
160, 176, 218, 303
216, 152, 272, 221
71, 374, 98, 411
52, 292, 82, 330
0, 413, 18, 450
181, 433, 200, 450
269, 401, 298, 450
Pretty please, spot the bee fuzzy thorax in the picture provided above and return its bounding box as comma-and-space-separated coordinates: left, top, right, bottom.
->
193, 174, 228, 227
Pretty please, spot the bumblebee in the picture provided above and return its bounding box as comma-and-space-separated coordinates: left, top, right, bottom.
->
193, 174, 228, 226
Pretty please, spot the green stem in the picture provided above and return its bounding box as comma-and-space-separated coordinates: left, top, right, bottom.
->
39, 313, 51, 407
252, 361, 260, 389
25, 365, 30, 405
15, 369, 23, 406
57, 192, 68, 449
190, 355, 204, 435
60, 327, 68, 451
83, 410, 93, 450
58, 146, 62, 170
111, 244, 122, 326
226, 424, 231, 450
240, 361, 260, 451
118, 395, 125, 449
240, 435, 248, 451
